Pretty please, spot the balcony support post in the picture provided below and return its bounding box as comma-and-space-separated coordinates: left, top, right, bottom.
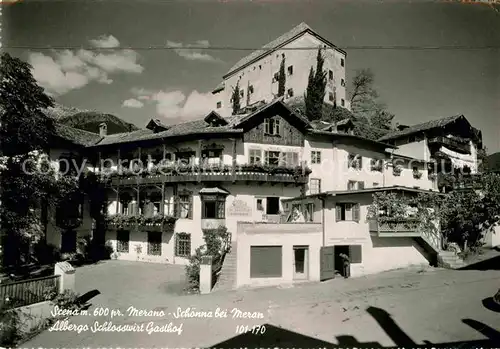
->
160, 182, 165, 215
231, 138, 237, 183
197, 140, 203, 183
115, 186, 120, 215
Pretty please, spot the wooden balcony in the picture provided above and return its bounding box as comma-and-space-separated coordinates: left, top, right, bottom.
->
105, 164, 311, 187
428, 136, 470, 154
369, 218, 421, 237
106, 214, 176, 233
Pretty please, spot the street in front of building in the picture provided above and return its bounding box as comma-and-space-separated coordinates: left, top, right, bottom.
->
24, 262, 500, 348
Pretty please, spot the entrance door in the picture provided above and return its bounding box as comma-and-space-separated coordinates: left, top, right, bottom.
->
334, 245, 350, 276
320, 246, 335, 281
293, 246, 309, 280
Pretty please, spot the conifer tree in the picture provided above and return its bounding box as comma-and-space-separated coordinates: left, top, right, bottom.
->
231, 81, 241, 114
278, 57, 286, 97
304, 48, 327, 121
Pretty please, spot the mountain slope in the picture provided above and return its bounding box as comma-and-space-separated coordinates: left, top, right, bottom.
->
43, 103, 139, 135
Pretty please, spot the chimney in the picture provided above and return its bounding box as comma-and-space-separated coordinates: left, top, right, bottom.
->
99, 122, 107, 137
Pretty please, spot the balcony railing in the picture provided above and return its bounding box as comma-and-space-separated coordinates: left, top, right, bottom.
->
428, 136, 471, 154
106, 214, 176, 233
369, 218, 421, 237
104, 164, 311, 186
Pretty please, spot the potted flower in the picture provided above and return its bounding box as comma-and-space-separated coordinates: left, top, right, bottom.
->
413, 170, 422, 179
393, 165, 402, 176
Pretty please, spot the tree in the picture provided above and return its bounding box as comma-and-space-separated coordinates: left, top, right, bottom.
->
231, 81, 241, 115
439, 173, 500, 253
349, 68, 395, 140
0, 53, 77, 267
278, 57, 286, 97
304, 48, 327, 121
477, 147, 489, 172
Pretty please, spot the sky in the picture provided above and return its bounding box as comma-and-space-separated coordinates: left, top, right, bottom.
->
4, 0, 500, 152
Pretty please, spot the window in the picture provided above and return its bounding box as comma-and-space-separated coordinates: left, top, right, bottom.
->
347, 180, 357, 191
305, 203, 315, 222
282, 53, 285, 59
341, 99, 345, 107
348, 180, 365, 190
284, 152, 299, 166
175, 233, 191, 257
240, 89, 244, 98
202, 149, 222, 166
216, 101, 222, 109
264, 151, 281, 166
273, 72, 279, 82
336, 203, 360, 222
329, 92, 334, 101
201, 194, 226, 219
341, 58, 345, 67
175, 194, 192, 219
147, 231, 162, 256
266, 197, 280, 215
116, 230, 130, 253
370, 159, 383, 172
287, 65, 293, 75
311, 151, 321, 164
341, 79, 345, 87
287, 88, 294, 98
409, 135, 416, 143
249, 85, 254, 94
256, 198, 264, 211
264, 118, 280, 136
259, 65, 262, 70
348, 153, 362, 169
176, 151, 195, 166
310, 179, 321, 194
249, 149, 262, 164
373, 182, 379, 187
250, 246, 282, 278
329, 70, 333, 80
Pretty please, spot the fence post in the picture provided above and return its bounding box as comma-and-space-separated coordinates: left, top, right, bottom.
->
54, 261, 76, 294
199, 255, 213, 295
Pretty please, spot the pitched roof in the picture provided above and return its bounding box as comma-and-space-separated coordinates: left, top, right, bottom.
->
378, 115, 465, 141
223, 22, 345, 78
90, 99, 311, 147
53, 123, 103, 147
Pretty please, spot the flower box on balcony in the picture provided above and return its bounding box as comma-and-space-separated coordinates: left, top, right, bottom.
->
393, 166, 402, 176
413, 171, 422, 179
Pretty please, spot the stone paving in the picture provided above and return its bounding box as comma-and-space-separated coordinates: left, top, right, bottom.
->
23, 263, 500, 348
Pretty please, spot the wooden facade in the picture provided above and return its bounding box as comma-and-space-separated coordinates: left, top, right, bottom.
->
243, 114, 305, 146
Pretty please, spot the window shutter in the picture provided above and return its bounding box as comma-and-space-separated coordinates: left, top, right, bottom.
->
353, 203, 360, 222
358, 181, 365, 189
187, 195, 193, 219
174, 233, 178, 256
335, 205, 341, 221
349, 245, 362, 263
173, 196, 179, 218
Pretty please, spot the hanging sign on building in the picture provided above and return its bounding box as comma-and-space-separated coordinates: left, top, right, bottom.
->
228, 199, 252, 217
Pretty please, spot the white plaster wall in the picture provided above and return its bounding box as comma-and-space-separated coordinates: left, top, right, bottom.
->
216, 32, 347, 118
323, 194, 431, 277
333, 144, 388, 190
304, 137, 335, 193
482, 225, 500, 248
393, 141, 428, 161
236, 223, 322, 288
